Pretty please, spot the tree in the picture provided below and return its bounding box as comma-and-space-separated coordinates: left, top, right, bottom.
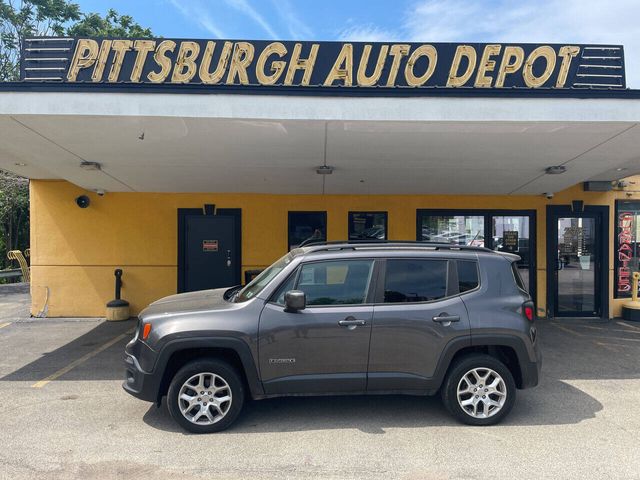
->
0, 0, 81, 81
67, 8, 152, 37
0, 170, 29, 270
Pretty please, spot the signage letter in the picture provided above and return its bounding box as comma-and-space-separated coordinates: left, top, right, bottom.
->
256, 42, 287, 85
226, 42, 255, 85
67, 39, 99, 82
199, 41, 232, 84
324, 43, 354, 86
495, 46, 524, 88
405, 44, 437, 86
386, 44, 410, 86
523, 46, 556, 88
474, 44, 501, 88
91, 40, 112, 82
172, 41, 201, 83
447, 45, 477, 87
284, 43, 319, 86
130, 40, 156, 82
556, 46, 580, 87
108, 40, 133, 82
357, 44, 388, 86
147, 40, 177, 83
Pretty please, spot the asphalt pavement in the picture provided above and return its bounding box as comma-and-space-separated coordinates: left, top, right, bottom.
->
1, 284, 640, 479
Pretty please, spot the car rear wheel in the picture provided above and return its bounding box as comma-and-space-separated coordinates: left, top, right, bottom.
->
441, 354, 516, 426
167, 359, 244, 433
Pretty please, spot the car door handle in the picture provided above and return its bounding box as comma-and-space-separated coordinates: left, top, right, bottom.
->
338, 319, 367, 327
432, 314, 460, 323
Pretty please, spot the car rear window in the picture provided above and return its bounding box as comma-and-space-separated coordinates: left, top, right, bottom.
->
457, 260, 479, 293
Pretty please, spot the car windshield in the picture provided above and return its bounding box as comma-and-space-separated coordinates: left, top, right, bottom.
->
234, 253, 294, 302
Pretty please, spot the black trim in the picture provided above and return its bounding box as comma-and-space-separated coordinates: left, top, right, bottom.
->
546, 205, 610, 319
416, 208, 537, 306
3, 81, 640, 99
262, 373, 366, 394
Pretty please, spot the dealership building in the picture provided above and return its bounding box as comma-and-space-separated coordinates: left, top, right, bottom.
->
1, 37, 639, 319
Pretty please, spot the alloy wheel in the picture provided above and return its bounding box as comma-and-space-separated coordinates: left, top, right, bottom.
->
456, 367, 507, 419
177, 372, 232, 425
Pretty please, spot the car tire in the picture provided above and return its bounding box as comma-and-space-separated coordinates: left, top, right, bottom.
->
167, 359, 245, 433
441, 354, 516, 426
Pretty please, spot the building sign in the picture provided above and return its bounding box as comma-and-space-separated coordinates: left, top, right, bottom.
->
21, 37, 625, 90
617, 212, 635, 295
502, 231, 519, 253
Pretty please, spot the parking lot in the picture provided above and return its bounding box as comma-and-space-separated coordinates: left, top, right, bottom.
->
1, 285, 640, 479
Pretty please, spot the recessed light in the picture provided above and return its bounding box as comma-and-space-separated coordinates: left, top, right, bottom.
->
616, 167, 627, 172
316, 166, 334, 175
545, 165, 567, 175
14, 162, 26, 167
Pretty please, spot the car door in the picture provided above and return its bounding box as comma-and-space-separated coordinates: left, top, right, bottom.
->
368, 257, 472, 391
258, 258, 376, 394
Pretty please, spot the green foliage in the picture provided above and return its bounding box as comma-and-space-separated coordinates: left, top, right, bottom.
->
67, 8, 153, 37
0, 170, 29, 270
0, 0, 81, 81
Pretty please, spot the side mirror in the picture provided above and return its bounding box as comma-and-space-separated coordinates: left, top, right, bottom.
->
284, 290, 306, 313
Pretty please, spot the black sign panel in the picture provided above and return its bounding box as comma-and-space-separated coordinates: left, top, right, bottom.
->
503, 231, 519, 253
21, 37, 625, 91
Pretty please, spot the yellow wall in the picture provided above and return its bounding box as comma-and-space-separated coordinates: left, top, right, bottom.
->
30, 178, 640, 318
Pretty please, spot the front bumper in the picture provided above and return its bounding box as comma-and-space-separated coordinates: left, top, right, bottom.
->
123, 352, 161, 403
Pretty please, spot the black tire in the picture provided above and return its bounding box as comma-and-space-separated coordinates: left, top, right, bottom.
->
167, 359, 245, 433
441, 354, 516, 426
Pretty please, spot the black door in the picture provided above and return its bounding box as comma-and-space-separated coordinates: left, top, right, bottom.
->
184, 215, 239, 292
547, 206, 609, 318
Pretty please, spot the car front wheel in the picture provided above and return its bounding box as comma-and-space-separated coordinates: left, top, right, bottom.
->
441, 354, 516, 426
167, 359, 245, 433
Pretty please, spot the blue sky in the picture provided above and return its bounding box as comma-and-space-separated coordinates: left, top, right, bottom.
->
76, 0, 640, 87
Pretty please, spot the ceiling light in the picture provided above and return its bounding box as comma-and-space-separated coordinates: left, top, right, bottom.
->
80, 161, 101, 171
14, 162, 26, 167
616, 167, 627, 172
545, 165, 566, 175
316, 166, 334, 175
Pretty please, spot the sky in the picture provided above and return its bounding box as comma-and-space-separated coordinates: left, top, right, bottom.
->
76, 0, 640, 87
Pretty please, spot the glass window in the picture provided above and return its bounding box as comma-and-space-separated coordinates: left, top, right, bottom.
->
235, 253, 293, 302
384, 259, 448, 303
420, 215, 484, 247
296, 260, 374, 306
288, 212, 327, 250
457, 261, 479, 293
492, 215, 531, 292
270, 273, 296, 306
348, 212, 387, 240
615, 201, 640, 298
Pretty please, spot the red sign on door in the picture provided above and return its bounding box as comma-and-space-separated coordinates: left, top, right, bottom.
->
203, 240, 218, 252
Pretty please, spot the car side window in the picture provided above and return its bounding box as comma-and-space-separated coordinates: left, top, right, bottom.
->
295, 260, 374, 306
457, 260, 479, 293
271, 273, 296, 306
383, 259, 448, 303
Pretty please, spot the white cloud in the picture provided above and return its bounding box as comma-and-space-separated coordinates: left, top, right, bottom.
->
169, 0, 227, 38
224, 0, 279, 39
271, 0, 313, 39
338, 24, 402, 43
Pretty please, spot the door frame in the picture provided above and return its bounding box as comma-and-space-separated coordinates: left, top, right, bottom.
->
177, 207, 242, 293
546, 205, 609, 319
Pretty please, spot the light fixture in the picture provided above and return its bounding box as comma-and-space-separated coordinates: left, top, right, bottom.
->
14, 162, 27, 167
80, 161, 101, 171
545, 165, 566, 175
616, 167, 627, 172
316, 165, 334, 175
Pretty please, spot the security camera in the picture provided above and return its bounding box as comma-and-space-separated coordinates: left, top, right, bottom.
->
95, 189, 105, 196
617, 180, 630, 189
543, 192, 554, 200
75, 195, 90, 208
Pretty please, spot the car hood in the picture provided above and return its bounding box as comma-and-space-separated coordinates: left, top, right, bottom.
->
139, 287, 237, 319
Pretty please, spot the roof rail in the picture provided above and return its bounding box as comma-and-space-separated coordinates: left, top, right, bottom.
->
299, 240, 493, 253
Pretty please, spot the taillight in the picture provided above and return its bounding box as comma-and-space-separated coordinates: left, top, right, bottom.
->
142, 323, 152, 340
523, 301, 535, 321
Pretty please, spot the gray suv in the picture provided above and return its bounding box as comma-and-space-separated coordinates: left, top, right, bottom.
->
124, 242, 541, 433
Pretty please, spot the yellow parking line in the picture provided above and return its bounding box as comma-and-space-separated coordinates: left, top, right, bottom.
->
617, 321, 640, 332
0, 322, 11, 329
31, 328, 134, 388
550, 322, 582, 337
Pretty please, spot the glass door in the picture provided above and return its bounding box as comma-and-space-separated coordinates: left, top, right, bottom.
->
547, 206, 608, 318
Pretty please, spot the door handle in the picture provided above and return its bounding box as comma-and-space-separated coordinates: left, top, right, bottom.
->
338, 319, 367, 327
432, 314, 460, 323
